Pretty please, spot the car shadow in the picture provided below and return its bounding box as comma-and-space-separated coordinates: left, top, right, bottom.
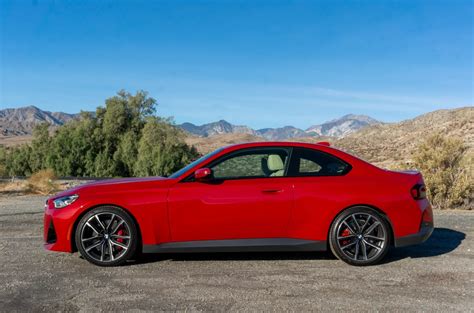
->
131, 251, 334, 265
383, 227, 466, 263
129, 227, 465, 266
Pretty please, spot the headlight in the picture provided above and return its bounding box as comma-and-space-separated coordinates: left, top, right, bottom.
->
53, 194, 79, 209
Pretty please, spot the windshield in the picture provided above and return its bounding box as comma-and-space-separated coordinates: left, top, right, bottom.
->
169, 148, 224, 179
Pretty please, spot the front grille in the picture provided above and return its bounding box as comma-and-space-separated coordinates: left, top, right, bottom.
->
47, 220, 57, 244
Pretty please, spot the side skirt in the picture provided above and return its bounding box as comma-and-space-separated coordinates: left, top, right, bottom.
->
143, 238, 327, 254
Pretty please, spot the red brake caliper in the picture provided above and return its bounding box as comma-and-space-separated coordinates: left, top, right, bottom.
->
341, 228, 351, 246
116, 229, 124, 252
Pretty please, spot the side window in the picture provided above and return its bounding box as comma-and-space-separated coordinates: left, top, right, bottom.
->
210, 148, 290, 180
299, 158, 322, 174
290, 148, 350, 176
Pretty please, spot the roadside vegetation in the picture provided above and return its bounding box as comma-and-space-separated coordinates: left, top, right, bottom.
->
406, 133, 473, 210
0, 90, 199, 178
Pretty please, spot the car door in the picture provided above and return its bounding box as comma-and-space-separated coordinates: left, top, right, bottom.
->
286, 147, 352, 240
167, 147, 294, 242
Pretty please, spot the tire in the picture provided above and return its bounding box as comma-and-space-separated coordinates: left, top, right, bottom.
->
329, 206, 390, 266
75, 206, 138, 266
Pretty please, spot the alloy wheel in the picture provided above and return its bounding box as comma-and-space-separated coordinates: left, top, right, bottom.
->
80, 212, 132, 263
336, 212, 387, 262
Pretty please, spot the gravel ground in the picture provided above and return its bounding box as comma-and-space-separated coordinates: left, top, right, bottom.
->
0, 195, 473, 312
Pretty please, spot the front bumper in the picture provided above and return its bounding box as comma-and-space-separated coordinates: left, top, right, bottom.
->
394, 221, 434, 247
43, 200, 80, 253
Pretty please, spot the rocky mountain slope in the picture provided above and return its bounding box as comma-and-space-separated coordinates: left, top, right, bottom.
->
306, 114, 381, 137
0, 106, 78, 135
256, 126, 307, 140
179, 120, 256, 137
335, 107, 474, 168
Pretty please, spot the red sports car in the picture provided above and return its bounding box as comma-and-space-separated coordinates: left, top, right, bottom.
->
44, 142, 433, 266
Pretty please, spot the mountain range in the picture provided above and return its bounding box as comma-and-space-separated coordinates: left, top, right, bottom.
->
184, 107, 474, 169
179, 114, 381, 140
1, 105, 380, 139
0, 106, 79, 136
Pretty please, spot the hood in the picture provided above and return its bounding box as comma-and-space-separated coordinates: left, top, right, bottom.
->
79, 176, 169, 187
50, 176, 172, 199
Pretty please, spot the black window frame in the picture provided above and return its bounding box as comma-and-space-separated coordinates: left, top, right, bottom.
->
183, 147, 293, 182
286, 147, 352, 177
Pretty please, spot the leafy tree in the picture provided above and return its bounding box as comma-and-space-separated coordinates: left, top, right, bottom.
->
29, 123, 51, 172
7, 145, 32, 176
0, 146, 7, 176
134, 117, 198, 176
1, 90, 198, 179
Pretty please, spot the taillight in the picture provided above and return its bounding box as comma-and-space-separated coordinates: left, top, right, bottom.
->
411, 184, 427, 200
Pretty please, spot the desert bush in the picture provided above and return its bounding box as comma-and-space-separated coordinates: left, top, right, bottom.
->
27, 169, 59, 195
410, 133, 473, 209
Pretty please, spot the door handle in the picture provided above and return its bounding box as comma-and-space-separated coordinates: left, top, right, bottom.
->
261, 189, 283, 193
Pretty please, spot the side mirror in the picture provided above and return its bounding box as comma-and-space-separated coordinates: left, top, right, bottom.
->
194, 168, 212, 181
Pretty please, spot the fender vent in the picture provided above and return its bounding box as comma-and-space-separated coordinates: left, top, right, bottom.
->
47, 220, 57, 244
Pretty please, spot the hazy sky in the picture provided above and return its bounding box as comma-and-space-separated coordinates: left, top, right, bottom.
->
1, 0, 472, 128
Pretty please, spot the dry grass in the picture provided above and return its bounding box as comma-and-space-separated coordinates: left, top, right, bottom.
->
0, 169, 61, 195
0, 134, 34, 147
26, 169, 59, 195
0, 177, 89, 196
0, 180, 28, 195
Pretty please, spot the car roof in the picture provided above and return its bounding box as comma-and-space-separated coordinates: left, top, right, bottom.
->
222, 141, 335, 152
225, 141, 322, 148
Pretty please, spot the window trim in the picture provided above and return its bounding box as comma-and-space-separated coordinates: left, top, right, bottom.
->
286, 147, 352, 177
183, 147, 293, 182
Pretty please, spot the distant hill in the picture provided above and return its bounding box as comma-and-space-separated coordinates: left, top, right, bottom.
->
0, 106, 78, 136
335, 107, 474, 168
257, 126, 308, 140
179, 114, 381, 140
179, 120, 256, 137
306, 114, 381, 137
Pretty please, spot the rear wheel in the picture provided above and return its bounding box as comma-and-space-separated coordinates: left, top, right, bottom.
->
75, 206, 138, 266
329, 206, 390, 266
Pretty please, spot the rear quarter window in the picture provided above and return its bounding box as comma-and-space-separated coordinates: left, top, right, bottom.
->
288, 147, 351, 177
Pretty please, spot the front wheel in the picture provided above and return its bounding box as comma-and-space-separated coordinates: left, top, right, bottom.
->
75, 206, 138, 266
329, 207, 390, 266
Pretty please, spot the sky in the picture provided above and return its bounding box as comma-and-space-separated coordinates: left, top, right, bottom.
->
0, 0, 472, 129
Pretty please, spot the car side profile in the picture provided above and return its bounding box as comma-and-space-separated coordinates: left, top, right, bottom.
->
44, 142, 433, 266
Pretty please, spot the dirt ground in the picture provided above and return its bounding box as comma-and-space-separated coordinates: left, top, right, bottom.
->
0, 194, 473, 312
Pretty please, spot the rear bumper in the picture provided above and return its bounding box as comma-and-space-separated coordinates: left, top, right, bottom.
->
394, 221, 434, 247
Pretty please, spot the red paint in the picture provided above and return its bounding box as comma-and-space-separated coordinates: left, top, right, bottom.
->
194, 168, 212, 181
44, 142, 432, 253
